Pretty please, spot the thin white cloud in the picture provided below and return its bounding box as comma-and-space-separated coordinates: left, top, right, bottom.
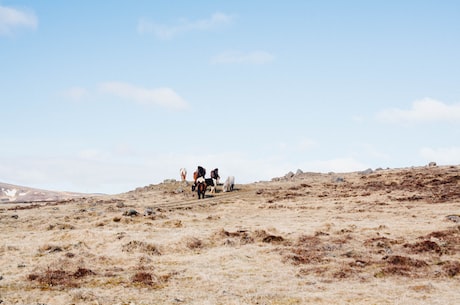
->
304, 157, 369, 173
420, 147, 460, 164
211, 51, 275, 65
297, 138, 318, 151
60, 87, 88, 101
277, 138, 317, 152
377, 98, 460, 123
0, 5, 37, 35
138, 12, 233, 39
99, 81, 189, 110
78, 149, 111, 162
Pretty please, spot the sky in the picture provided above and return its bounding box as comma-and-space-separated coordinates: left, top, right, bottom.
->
1, 1, 460, 194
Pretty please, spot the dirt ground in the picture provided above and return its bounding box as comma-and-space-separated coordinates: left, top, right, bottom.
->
1, 165, 459, 304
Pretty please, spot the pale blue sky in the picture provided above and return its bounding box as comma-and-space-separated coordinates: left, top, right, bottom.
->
1, 1, 460, 194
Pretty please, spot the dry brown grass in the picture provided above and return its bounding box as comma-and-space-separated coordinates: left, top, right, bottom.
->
1, 165, 459, 304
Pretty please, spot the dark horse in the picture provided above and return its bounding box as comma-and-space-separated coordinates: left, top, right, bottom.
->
211, 168, 220, 182
197, 166, 206, 178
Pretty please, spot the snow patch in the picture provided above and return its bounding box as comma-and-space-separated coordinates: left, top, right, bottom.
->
4, 188, 18, 198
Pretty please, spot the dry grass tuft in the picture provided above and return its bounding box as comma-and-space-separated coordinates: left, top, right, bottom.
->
282, 235, 326, 265
47, 223, 75, 230
213, 229, 287, 247
122, 240, 162, 256
185, 237, 203, 250
404, 240, 443, 254
441, 260, 460, 277
376, 255, 429, 277
131, 271, 154, 286
131, 268, 174, 288
28, 266, 96, 288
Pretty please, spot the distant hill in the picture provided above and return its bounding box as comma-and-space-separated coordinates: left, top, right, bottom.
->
0, 182, 89, 203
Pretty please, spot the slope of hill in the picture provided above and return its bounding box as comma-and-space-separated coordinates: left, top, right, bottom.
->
0, 165, 459, 304
0, 182, 91, 203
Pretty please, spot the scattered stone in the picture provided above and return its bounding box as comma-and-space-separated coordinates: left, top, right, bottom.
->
285, 171, 295, 179
360, 168, 373, 175
175, 187, 184, 194
47, 246, 63, 253
163, 179, 176, 184
334, 177, 345, 183
144, 208, 155, 216
428, 162, 437, 167
446, 215, 460, 223
11, 214, 19, 219
116, 202, 125, 208
296, 169, 303, 175
262, 235, 285, 243
123, 209, 139, 217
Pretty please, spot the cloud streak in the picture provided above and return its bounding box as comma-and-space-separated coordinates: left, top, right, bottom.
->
99, 82, 189, 110
0, 5, 37, 35
137, 12, 233, 39
377, 98, 460, 123
211, 51, 275, 65
420, 147, 460, 164
60, 87, 88, 101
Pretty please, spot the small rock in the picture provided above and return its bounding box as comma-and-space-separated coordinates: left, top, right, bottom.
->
11, 214, 19, 219
144, 208, 155, 216
360, 168, 373, 175
428, 162, 437, 167
446, 215, 460, 223
123, 209, 139, 217
296, 169, 303, 175
116, 202, 125, 208
175, 187, 184, 194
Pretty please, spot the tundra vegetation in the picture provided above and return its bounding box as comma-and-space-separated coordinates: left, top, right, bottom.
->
0, 165, 459, 304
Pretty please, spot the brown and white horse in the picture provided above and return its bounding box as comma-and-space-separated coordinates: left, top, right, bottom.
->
191, 166, 218, 197
195, 177, 207, 199
180, 168, 187, 182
